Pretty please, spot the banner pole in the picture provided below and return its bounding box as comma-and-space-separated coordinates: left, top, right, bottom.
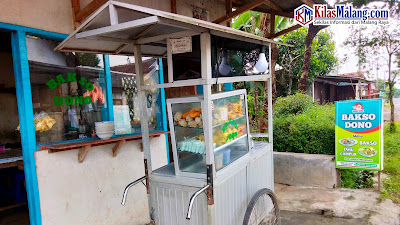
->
378, 171, 381, 192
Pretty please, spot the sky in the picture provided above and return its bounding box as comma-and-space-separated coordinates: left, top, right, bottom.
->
325, 1, 400, 88
328, 20, 400, 88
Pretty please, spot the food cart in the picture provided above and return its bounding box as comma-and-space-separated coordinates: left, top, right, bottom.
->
55, 1, 288, 224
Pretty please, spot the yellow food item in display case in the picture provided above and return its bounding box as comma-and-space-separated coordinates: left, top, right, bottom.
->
17, 112, 56, 133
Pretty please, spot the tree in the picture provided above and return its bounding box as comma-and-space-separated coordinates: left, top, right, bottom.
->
298, 24, 329, 92
277, 27, 337, 96
345, 23, 400, 132
75, 53, 100, 67
232, 12, 292, 132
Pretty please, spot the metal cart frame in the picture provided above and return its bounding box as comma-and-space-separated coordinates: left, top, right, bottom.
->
55, 2, 289, 224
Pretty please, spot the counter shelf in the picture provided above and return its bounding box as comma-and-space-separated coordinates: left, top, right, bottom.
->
39, 131, 169, 163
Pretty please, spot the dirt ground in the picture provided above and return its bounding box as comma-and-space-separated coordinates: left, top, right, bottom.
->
275, 183, 400, 225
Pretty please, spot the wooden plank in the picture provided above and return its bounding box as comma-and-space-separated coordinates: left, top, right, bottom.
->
133, 24, 157, 40
71, 0, 81, 28
226, 0, 233, 14
0, 161, 18, 169
78, 145, 91, 163
76, 16, 159, 39
0, 202, 28, 212
71, 0, 80, 14
272, 24, 302, 38
232, 2, 293, 18
167, 39, 173, 83
269, 12, 275, 38
136, 30, 200, 45
171, 0, 177, 13
226, 0, 233, 27
301, 0, 315, 7
115, 44, 130, 54
112, 140, 126, 157
76, 0, 108, 22
213, 0, 265, 24
109, 3, 119, 25
43, 131, 169, 152
263, 0, 282, 11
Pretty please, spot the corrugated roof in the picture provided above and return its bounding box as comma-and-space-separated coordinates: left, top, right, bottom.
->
337, 72, 365, 79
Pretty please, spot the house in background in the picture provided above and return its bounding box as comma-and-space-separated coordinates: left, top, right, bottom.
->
313, 72, 377, 104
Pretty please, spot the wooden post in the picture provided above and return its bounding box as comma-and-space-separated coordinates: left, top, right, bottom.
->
226, 0, 232, 27
269, 13, 275, 38
171, 0, 177, 13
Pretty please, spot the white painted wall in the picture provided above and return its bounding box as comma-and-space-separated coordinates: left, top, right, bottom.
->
26, 36, 67, 66
35, 135, 168, 225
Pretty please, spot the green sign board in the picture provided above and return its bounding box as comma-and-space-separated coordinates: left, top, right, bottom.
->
335, 99, 384, 171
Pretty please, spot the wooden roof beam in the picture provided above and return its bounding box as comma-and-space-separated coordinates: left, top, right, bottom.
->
171, 0, 177, 13
226, 0, 233, 26
263, 0, 282, 11
232, 2, 294, 18
71, 0, 81, 28
271, 24, 302, 38
213, 0, 265, 24
301, 0, 315, 8
76, 0, 108, 22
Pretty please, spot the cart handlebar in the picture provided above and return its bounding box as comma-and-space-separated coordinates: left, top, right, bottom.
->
121, 176, 147, 206
186, 184, 210, 220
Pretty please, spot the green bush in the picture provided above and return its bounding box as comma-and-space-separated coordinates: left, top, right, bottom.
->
341, 169, 374, 188
273, 103, 336, 154
274, 93, 314, 118
273, 94, 374, 188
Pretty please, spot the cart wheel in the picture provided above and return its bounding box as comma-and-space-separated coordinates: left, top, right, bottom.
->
243, 188, 280, 225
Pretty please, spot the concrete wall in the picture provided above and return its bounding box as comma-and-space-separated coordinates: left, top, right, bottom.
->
0, 0, 226, 34
26, 36, 67, 66
80, 0, 226, 22
35, 135, 168, 225
0, 0, 74, 34
274, 152, 339, 188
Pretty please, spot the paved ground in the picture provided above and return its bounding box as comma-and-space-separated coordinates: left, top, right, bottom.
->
384, 97, 400, 122
281, 211, 366, 225
275, 183, 400, 225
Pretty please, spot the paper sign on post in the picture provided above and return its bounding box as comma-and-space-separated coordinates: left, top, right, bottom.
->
170, 37, 192, 54
335, 99, 384, 171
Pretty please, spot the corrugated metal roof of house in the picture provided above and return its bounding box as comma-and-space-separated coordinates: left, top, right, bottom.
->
336, 72, 365, 79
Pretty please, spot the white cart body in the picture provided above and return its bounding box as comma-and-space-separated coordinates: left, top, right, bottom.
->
55, 2, 289, 224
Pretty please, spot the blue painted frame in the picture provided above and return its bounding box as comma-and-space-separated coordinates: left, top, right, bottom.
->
10, 30, 42, 225
158, 59, 170, 163
2, 22, 170, 225
3, 23, 69, 225
103, 55, 114, 122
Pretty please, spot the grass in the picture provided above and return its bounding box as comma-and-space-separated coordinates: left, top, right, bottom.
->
381, 122, 400, 203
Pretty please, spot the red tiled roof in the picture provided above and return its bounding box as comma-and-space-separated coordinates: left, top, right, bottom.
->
337, 72, 365, 79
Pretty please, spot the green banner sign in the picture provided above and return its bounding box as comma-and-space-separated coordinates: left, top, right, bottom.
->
335, 99, 384, 171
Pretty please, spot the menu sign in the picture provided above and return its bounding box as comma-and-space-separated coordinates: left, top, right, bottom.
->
335, 99, 384, 171
170, 37, 192, 54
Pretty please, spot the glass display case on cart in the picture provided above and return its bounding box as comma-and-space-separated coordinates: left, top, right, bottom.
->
167, 90, 251, 179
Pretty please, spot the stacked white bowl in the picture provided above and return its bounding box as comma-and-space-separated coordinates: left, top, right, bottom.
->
95, 121, 115, 140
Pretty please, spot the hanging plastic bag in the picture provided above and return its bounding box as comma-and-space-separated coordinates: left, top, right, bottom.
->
17, 111, 56, 132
